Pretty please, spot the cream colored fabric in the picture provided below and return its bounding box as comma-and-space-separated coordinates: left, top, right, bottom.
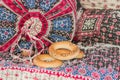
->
0, 67, 92, 80
80, 0, 120, 9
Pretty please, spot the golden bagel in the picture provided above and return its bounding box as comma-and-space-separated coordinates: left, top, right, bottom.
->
33, 54, 63, 68
48, 41, 80, 60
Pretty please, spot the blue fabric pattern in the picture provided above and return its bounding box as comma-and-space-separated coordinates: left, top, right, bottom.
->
0, 28, 16, 44
39, 0, 57, 12
0, 7, 17, 22
52, 16, 73, 32
23, 0, 36, 9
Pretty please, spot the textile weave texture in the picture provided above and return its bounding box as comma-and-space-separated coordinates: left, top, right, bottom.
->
74, 9, 120, 46
0, 43, 119, 80
0, 0, 77, 53
80, 0, 120, 9
0, 0, 119, 80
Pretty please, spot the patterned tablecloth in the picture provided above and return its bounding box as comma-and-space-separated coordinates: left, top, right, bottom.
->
0, 43, 119, 80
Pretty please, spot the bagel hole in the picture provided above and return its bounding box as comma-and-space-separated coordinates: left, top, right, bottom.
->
56, 48, 71, 53
56, 48, 70, 50
56, 48, 71, 57
42, 59, 54, 62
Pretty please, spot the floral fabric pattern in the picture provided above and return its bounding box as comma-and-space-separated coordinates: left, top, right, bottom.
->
0, 0, 119, 80
0, 43, 119, 80
74, 9, 120, 46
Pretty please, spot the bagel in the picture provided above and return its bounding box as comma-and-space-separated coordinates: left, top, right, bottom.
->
33, 54, 63, 68
76, 50, 85, 59
48, 41, 80, 60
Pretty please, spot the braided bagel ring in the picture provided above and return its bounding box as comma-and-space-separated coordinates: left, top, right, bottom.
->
48, 41, 80, 60
33, 54, 63, 68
